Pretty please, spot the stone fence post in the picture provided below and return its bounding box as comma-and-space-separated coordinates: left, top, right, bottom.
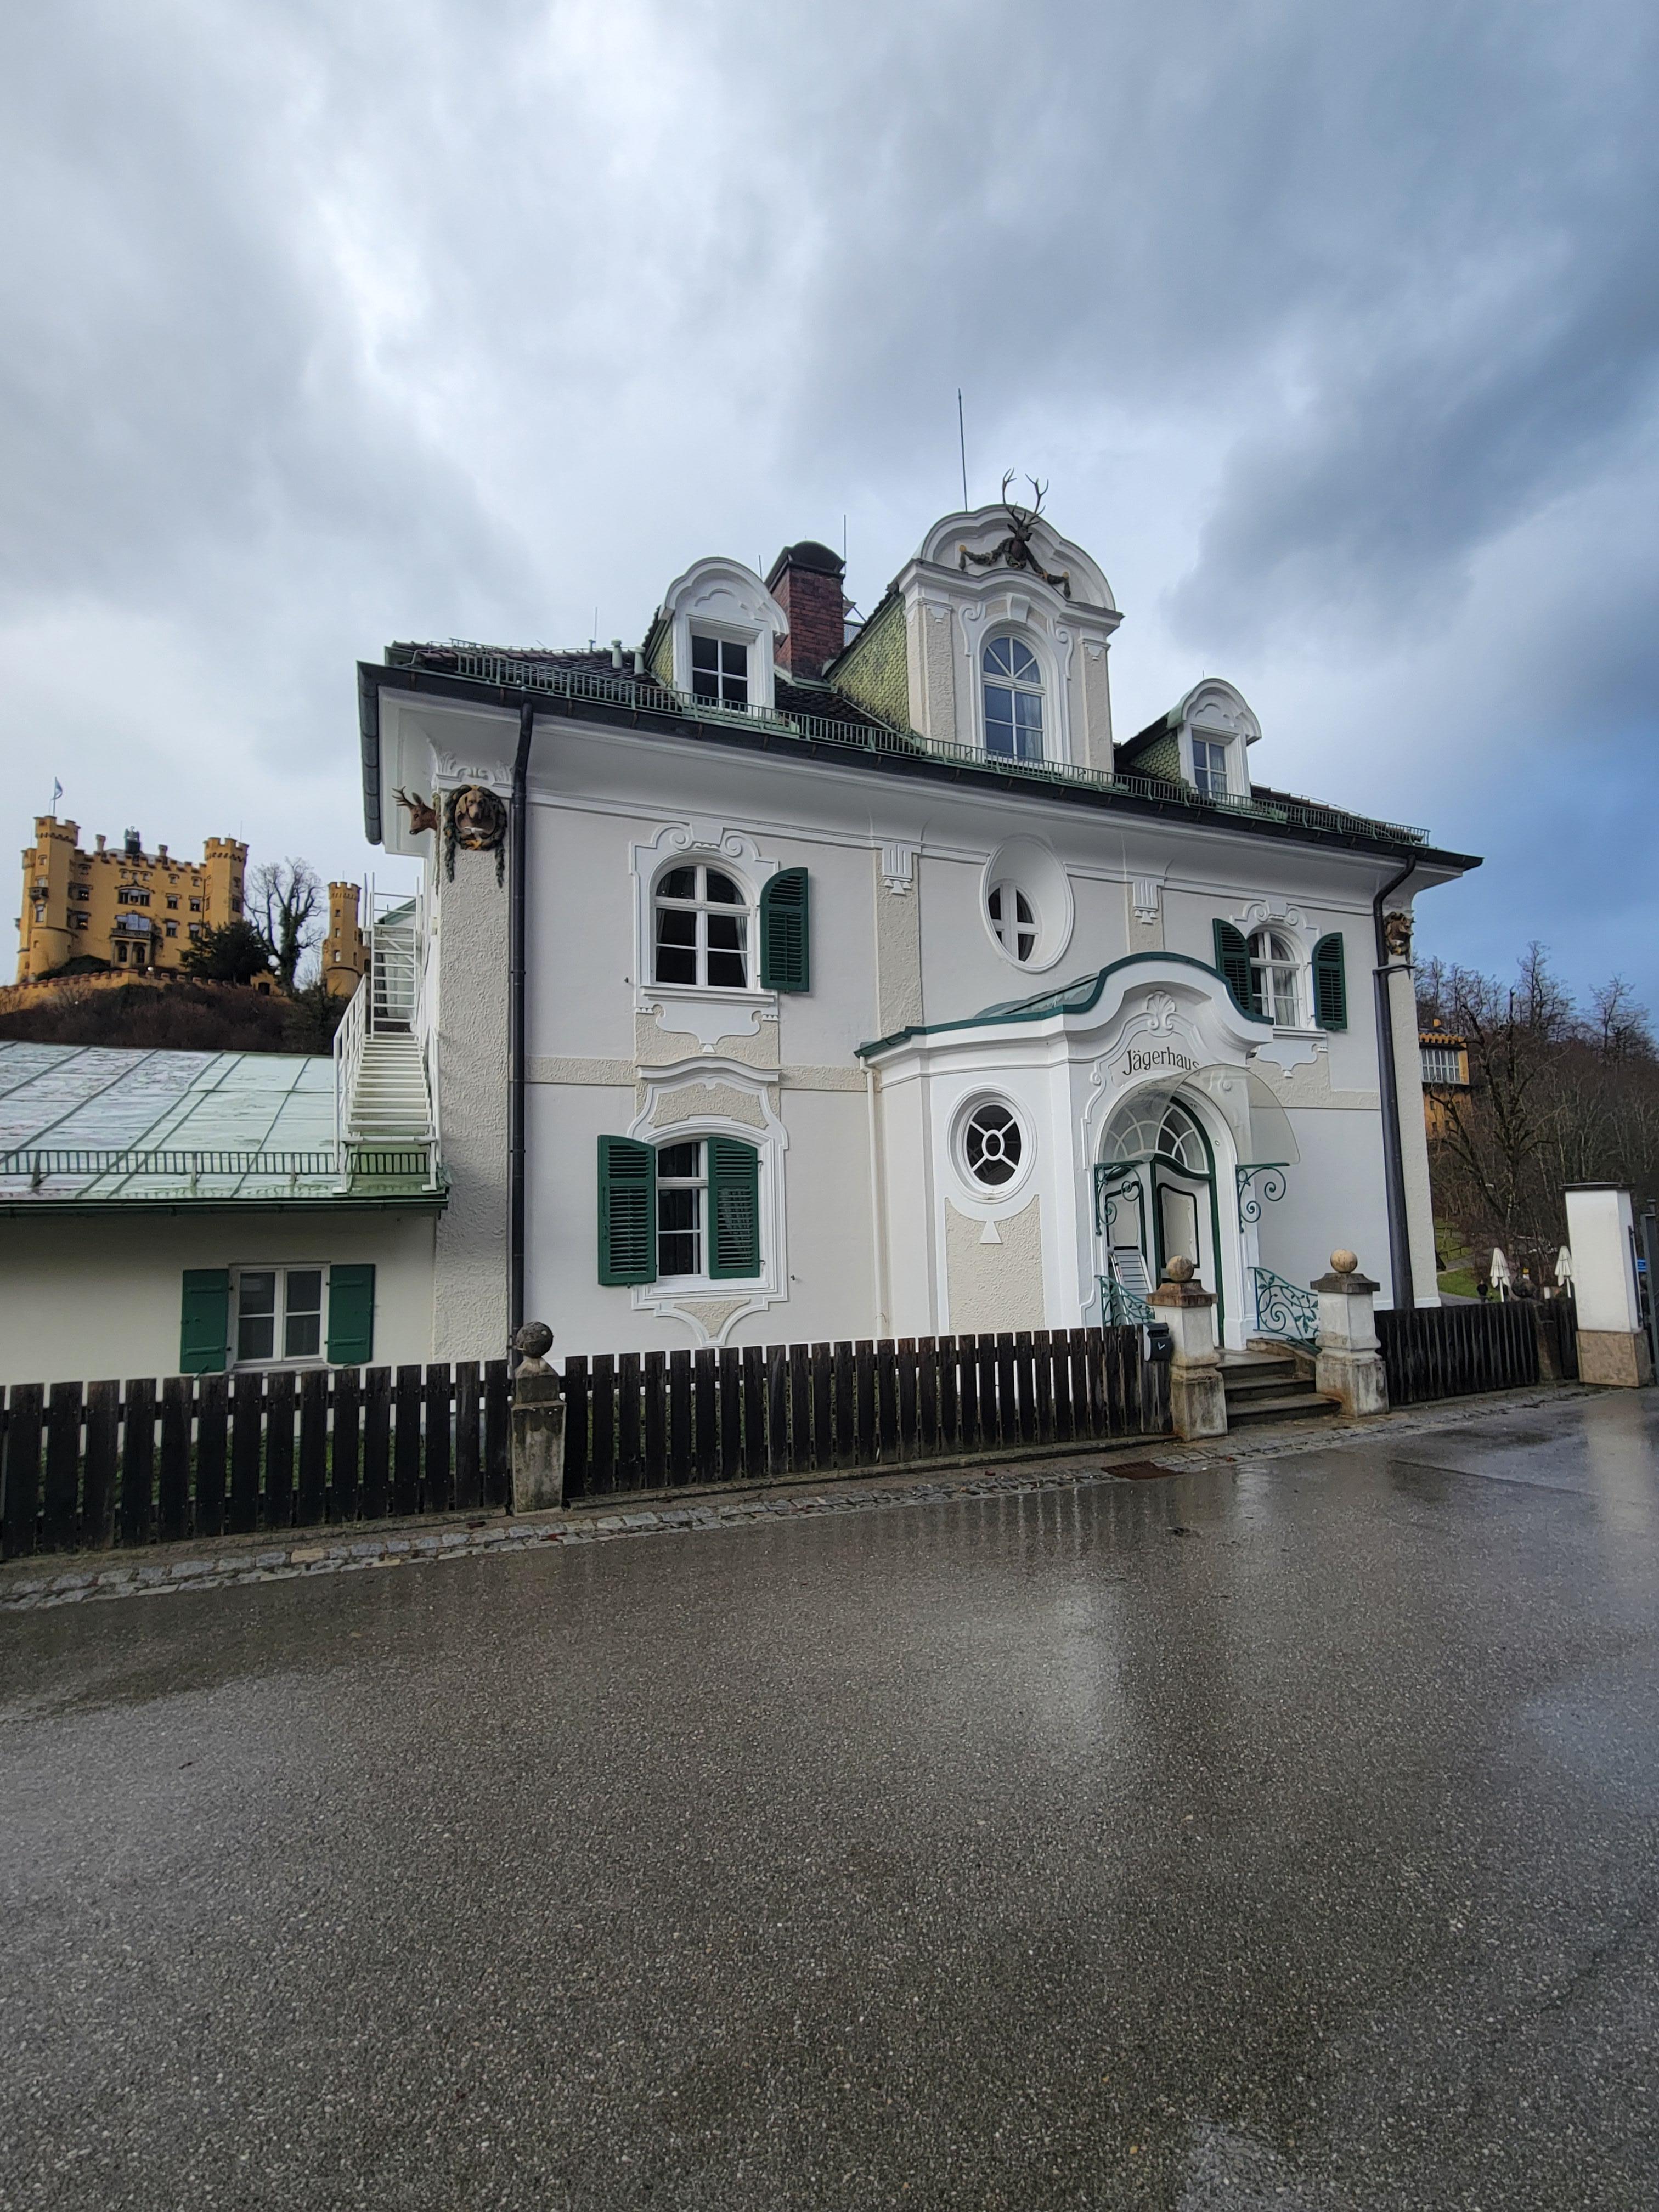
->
1148, 1257, 1228, 1440
1312, 1251, 1388, 1417
510, 1322, 566, 1513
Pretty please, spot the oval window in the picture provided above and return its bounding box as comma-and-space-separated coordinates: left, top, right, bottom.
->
962, 1102, 1023, 1189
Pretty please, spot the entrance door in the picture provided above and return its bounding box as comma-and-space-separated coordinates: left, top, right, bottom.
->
1157, 1180, 1201, 1271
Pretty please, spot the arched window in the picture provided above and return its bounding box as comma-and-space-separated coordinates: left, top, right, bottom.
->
982, 637, 1044, 762
1248, 927, 1301, 1025
987, 881, 1037, 961
653, 865, 749, 989
1103, 1097, 1207, 1170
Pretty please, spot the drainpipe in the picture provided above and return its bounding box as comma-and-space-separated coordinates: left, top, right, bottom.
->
507, 701, 535, 1359
1372, 859, 1418, 1311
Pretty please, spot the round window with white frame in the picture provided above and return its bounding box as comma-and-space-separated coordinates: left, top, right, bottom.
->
957, 1098, 1028, 1193
987, 881, 1037, 962
979, 837, 1073, 973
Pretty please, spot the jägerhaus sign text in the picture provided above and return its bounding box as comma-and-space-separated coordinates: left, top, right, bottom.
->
1121, 1043, 1199, 1077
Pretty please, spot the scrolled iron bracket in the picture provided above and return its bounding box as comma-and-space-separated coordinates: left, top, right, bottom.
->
1235, 1162, 1289, 1228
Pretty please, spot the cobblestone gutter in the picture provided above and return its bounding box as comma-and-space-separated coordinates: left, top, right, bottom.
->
0, 1387, 1593, 1615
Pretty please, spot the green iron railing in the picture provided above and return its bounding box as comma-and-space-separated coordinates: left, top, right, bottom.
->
1099, 1273, 1155, 1327
1251, 1267, 1319, 1345
437, 647, 1430, 850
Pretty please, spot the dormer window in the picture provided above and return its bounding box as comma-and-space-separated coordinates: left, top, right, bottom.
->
1192, 736, 1230, 798
690, 634, 749, 709
983, 637, 1044, 762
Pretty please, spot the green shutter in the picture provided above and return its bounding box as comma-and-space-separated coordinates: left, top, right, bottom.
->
326, 1264, 376, 1365
1212, 919, 1254, 1014
1313, 932, 1348, 1031
599, 1135, 657, 1285
708, 1137, 760, 1279
760, 867, 810, 992
179, 1269, 230, 1374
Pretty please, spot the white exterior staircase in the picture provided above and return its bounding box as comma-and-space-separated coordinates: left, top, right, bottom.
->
332, 891, 439, 1188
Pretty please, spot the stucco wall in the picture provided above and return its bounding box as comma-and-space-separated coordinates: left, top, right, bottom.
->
944, 1194, 1045, 1334
0, 1210, 437, 1387
431, 837, 513, 1362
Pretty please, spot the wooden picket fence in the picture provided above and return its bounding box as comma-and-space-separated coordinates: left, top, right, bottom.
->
0, 1363, 511, 1560
563, 1326, 1169, 1500
1375, 1300, 1543, 1407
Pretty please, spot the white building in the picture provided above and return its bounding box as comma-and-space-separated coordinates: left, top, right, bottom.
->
356, 496, 1477, 1369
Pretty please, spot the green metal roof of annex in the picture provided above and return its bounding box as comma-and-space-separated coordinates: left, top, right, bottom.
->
0, 1044, 441, 1213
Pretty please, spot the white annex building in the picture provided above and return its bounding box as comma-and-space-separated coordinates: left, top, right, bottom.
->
349, 494, 1477, 1369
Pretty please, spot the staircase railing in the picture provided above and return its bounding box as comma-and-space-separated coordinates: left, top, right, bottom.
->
1099, 1273, 1154, 1327
1251, 1267, 1319, 1345
332, 973, 368, 1186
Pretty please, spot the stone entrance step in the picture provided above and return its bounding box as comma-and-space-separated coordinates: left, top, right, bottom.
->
1220, 1350, 1341, 1426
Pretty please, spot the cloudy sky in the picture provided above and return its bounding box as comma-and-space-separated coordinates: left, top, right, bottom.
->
4, 0, 1656, 1006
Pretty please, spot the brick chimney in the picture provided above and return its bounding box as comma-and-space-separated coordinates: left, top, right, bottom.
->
765, 541, 847, 680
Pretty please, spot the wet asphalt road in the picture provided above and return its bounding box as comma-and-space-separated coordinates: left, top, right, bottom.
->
2, 1393, 1657, 2212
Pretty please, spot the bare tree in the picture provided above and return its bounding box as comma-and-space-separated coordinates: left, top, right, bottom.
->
249, 859, 322, 992
1421, 944, 1659, 1282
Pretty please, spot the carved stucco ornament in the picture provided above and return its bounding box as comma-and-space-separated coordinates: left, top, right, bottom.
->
444, 785, 509, 885
958, 473, 1073, 599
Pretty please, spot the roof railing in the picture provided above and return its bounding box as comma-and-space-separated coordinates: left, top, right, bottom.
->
433, 645, 1430, 849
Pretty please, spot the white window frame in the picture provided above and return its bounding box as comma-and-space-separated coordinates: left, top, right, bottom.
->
687, 631, 752, 712
979, 630, 1048, 764
987, 881, 1039, 962
651, 861, 754, 992
951, 1091, 1035, 1203
654, 1137, 710, 1284
624, 1064, 791, 1343
230, 1263, 331, 1370
1183, 719, 1240, 797
1248, 926, 1304, 1028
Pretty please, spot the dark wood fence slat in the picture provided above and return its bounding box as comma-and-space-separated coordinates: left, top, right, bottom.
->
789, 1345, 812, 1476
264, 1372, 296, 1530
2, 1384, 44, 1559
896, 1339, 918, 1462
955, 1334, 977, 1454
1049, 1330, 1073, 1443
157, 1375, 193, 1544
833, 1342, 855, 1466
362, 1367, 392, 1519
718, 1348, 742, 1484
84, 1379, 121, 1548
978, 1336, 1000, 1452
741, 1346, 765, 1482
590, 1355, 616, 1494
876, 1341, 898, 1459
120, 1378, 156, 1547
855, 1341, 876, 1463
43, 1383, 84, 1554
1013, 1333, 1036, 1446
617, 1353, 642, 1491
917, 1338, 938, 1459
645, 1351, 668, 1488
767, 1344, 789, 1479
483, 1360, 511, 1508
937, 1334, 958, 1454
422, 1364, 452, 1514
297, 1369, 330, 1527
453, 1362, 481, 1511
668, 1350, 692, 1486
391, 1366, 422, 1517
560, 1357, 589, 1500
811, 1344, 832, 1472
694, 1348, 718, 1485
331, 1367, 361, 1522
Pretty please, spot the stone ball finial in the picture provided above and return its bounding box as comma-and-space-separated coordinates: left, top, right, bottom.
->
1164, 1255, 1196, 1284
1330, 1250, 1358, 1277
513, 1321, 554, 1372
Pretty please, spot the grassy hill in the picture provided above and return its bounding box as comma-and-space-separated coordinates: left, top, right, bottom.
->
0, 977, 342, 1055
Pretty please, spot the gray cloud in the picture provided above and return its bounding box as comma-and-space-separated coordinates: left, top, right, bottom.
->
2, 0, 1655, 1002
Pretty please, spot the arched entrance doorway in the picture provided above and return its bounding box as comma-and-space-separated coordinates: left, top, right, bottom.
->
1095, 1091, 1228, 1332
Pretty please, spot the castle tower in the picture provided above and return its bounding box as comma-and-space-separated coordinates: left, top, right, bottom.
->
16, 816, 80, 980
323, 882, 367, 999
201, 837, 248, 931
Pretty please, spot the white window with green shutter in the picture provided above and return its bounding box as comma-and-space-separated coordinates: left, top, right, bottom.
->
599, 1068, 790, 1342
180, 1263, 377, 1371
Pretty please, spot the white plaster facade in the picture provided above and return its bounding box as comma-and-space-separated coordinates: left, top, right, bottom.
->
364, 501, 1477, 1361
